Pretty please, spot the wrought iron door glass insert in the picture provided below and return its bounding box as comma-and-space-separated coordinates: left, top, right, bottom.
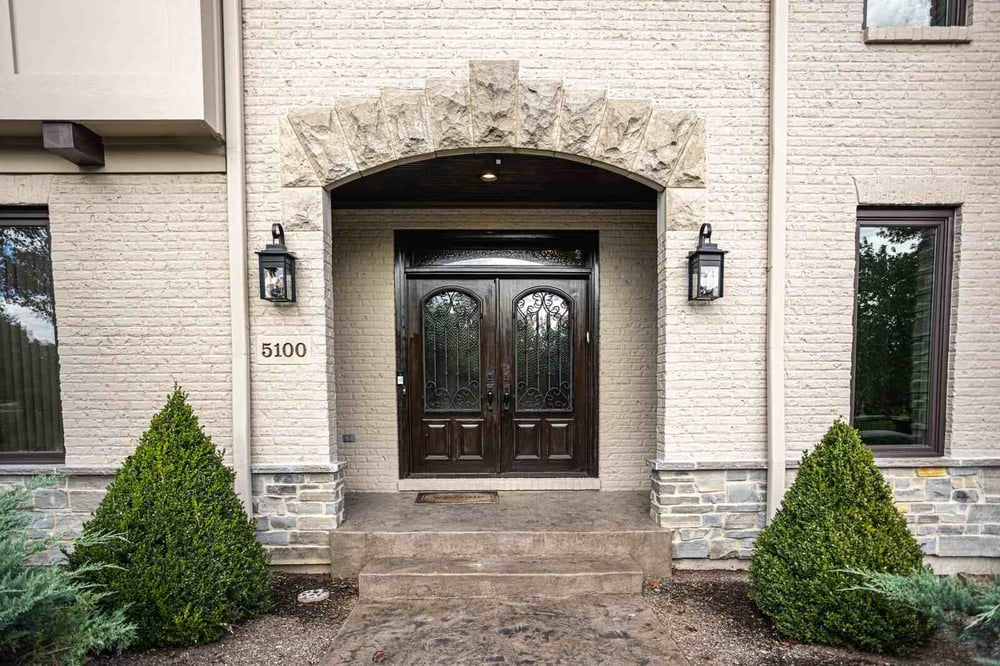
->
423, 290, 482, 411
515, 291, 572, 410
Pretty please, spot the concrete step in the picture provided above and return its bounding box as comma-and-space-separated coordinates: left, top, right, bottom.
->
359, 557, 644, 600
330, 529, 671, 578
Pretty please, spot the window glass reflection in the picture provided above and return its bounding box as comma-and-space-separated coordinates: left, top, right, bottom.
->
866, 0, 955, 27
853, 225, 937, 447
0, 222, 64, 455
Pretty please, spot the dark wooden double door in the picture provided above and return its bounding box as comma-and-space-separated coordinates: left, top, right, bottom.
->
404, 276, 592, 476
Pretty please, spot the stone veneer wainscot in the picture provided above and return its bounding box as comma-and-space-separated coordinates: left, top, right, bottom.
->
649, 461, 1000, 564
1, 462, 346, 568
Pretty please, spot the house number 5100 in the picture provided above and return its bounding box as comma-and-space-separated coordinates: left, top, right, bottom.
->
262, 342, 306, 358
257, 336, 311, 365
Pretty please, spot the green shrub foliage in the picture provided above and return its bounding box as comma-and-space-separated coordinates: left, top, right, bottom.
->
848, 567, 1000, 664
1, 478, 135, 665
748, 420, 934, 654
69, 386, 269, 648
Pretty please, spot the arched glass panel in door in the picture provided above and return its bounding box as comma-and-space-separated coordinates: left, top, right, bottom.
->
423, 290, 481, 411
515, 291, 572, 410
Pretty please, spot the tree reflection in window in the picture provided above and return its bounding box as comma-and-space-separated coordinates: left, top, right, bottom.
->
866, 0, 962, 27
423, 290, 481, 411
515, 291, 572, 411
854, 225, 936, 447
0, 222, 64, 455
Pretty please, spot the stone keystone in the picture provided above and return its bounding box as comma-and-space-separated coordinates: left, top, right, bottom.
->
470, 60, 519, 147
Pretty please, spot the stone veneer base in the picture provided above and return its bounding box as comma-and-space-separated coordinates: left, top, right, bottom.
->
0, 462, 347, 567
649, 460, 1000, 563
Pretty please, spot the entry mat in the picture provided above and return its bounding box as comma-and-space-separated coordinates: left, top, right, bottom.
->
415, 491, 499, 504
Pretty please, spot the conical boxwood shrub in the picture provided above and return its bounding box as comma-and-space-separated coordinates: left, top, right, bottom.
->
748, 420, 933, 655
68, 386, 269, 648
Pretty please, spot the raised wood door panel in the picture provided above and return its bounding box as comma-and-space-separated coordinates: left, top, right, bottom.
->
499, 278, 590, 475
405, 278, 498, 475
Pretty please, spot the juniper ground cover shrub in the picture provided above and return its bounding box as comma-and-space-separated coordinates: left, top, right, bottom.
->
0, 478, 134, 665
849, 567, 1000, 664
748, 420, 934, 654
69, 386, 270, 648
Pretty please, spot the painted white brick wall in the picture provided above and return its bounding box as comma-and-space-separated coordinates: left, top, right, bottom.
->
330, 209, 656, 491
0, 174, 233, 466
784, 1, 1000, 459
249, 188, 337, 465
242, 0, 772, 466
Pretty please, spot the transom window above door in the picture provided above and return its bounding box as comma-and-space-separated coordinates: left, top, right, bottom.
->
411, 247, 586, 268
401, 232, 595, 273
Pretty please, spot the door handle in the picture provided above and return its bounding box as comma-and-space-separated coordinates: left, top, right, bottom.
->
502, 388, 511, 410
486, 389, 494, 407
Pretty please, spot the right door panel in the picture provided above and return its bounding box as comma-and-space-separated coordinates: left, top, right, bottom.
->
499, 278, 590, 474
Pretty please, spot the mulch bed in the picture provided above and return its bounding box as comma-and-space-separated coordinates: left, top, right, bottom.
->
93, 573, 358, 665
93, 569, 978, 665
644, 570, 977, 666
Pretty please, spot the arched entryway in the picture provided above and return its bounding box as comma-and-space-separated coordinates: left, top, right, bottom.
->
276, 59, 708, 492
328, 153, 657, 489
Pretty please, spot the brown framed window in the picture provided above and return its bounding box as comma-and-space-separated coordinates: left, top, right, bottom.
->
864, 0, 968, 27
0, 207, 64, 463
852, 208, 953, 457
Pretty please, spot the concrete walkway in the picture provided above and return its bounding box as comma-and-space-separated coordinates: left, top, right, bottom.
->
324, 595, 690, 665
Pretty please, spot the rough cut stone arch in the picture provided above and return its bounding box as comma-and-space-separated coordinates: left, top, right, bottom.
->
279, 60, 706, 192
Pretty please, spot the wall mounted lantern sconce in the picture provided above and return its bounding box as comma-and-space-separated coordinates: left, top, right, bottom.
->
688, 223, 727, 301
257, 223, 297, 303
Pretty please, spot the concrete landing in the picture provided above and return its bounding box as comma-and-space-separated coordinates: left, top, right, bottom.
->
360, 556, 644, 599
340, 491, 656, 532
324, 596, 690, 665
330, 491, 671, 580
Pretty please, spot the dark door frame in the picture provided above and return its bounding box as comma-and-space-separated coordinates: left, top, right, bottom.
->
394, 230, 600, 479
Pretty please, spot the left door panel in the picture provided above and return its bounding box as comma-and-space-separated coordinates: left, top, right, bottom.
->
405, 278, 498, 475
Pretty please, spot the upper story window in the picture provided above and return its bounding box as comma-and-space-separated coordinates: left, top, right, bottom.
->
0, 208, 64, 463
865, 0, 967, 26
852, 208, 954, 457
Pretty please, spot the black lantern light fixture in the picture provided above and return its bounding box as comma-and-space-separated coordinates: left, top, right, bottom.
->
688, 223, 727, 301
257, 223, 297, 303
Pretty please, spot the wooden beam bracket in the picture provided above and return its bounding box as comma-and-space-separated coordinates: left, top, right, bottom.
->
42, 122, 105, 167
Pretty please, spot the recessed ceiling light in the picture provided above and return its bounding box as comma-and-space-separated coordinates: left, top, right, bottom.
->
480, 171, 498, 182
